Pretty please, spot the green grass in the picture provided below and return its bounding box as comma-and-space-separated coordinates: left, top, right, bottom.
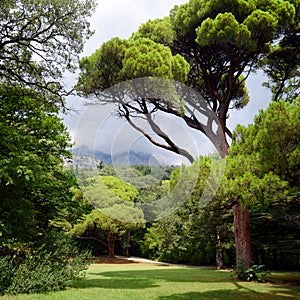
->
1, 263, 299, 300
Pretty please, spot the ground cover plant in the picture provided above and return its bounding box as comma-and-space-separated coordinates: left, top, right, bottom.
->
1, 259, 299, 300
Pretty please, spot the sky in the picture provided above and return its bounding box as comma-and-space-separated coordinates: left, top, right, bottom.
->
63, 0, 272, 164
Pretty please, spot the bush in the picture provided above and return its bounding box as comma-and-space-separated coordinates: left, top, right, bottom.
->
0, 257, 14, 293
233, 259, 270, 282
0, 232, 91, 295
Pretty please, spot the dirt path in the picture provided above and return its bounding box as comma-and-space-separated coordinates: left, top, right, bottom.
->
119, 256, 172, 265
93, 256, 213, 268
117, 256, 212, 268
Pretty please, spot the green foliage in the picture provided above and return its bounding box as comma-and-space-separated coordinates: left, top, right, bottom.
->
82, 175, 139, 208
169, 0, 298, 105
0, 0, 95, 99
231, 100, 300, 186
131, 17, 174, 46
100, 176, 138, 202
49, 186, 93, 232
261, 29, 300, 102
227, 99, 300, 269
77, 37, 190, 96
73, 175, 145, 256
140, 158, 234, 266
73, 207, 143, 238
259, 0, 300, 102
78, 37, 129, 93
132, 164, 152, 176
196, 12, 254, 49
98, 164, 117, 176
0, 86, 74, 245
0, 232, 90, 295
233, 260, 270, 282
0, 256, 14, 293
78, 175, 144, 225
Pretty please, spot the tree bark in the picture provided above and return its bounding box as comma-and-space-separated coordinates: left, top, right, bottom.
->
233, 203, 252, 268
216, 231, 224, 270
107, 232, 115, 258
125, 230, 131, 257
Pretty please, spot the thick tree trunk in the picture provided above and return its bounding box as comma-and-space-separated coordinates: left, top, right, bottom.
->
233, 203, 252, 268
216, 231, 224, 270
107, 232, 115, 258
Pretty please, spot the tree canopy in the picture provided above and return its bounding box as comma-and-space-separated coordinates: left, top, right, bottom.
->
73, 175, 144, 257
0, 85, 74, 245
0, 0, 95, 101
77, 0, 299, 158
77, 37, 190, 94
261, 26, 300, 102
229, 99, 300, 189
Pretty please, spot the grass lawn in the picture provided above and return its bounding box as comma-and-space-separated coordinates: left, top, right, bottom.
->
1, 259, 299, 300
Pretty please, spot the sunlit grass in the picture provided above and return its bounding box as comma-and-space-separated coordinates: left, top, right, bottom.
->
1, 262, 299, 299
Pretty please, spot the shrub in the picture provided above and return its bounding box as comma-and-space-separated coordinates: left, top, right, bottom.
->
0, 232, 90, 295
0, 257, 14, 293
233, 260, 270, 282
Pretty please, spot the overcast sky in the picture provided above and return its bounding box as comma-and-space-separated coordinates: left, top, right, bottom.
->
63, 0, 272, 164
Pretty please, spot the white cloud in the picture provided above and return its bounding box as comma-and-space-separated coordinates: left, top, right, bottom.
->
83, 0, 188, 56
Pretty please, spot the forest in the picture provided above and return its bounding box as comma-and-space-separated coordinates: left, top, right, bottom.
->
0, 0, 299, 296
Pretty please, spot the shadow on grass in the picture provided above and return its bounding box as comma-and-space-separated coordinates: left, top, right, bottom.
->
72, 266, 300, 298
157, 281, 300, 299
72, 277, 159, 289
89, 268, 230, 283
72, 267, 229, 290
157, 290, 298, 300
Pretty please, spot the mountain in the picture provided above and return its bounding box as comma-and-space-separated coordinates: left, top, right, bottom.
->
70, 145, 164, 166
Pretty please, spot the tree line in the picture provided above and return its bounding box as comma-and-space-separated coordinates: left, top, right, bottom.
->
69, 100, 300, 271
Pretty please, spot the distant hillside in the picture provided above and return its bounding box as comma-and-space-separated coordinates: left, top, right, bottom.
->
70, 145, 164, 166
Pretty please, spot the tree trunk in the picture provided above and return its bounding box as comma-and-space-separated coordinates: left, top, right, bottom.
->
216, 231, 224, 270
107, 232, 115, 258
125, 230, 131, 257
233, 203, 252, 268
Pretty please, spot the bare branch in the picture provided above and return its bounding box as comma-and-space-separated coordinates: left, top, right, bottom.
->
122, 105, 194, 163
145, 113, 195, 163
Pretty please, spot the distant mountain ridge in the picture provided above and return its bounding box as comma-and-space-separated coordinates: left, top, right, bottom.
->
71, 145, 164, 166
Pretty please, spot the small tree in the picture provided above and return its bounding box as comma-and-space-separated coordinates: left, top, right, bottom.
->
73, 176, 144, 257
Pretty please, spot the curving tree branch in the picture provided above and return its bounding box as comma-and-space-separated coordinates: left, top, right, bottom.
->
120, 104, 194, 163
